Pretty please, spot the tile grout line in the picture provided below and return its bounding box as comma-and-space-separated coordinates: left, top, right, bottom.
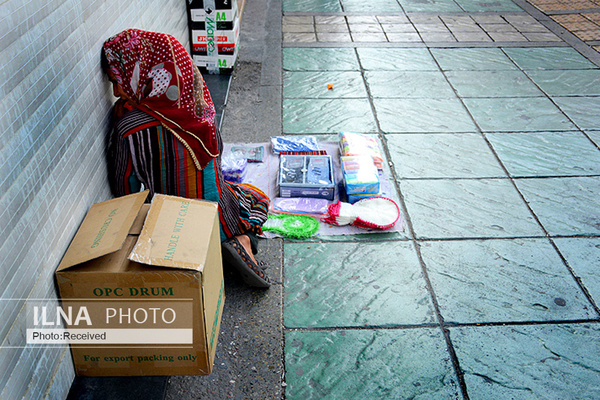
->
411, 238, 472, 399
547, 237, 600, 317
282, 41, 570, 48
275, 233, 600, 245
283, 318, 600, 331
443, 319, 600, 327
542, 8, 600, 15
279, 10, 288, 397
346, 51, 467, 393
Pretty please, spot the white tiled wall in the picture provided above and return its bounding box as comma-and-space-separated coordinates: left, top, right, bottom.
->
0, 1, 189, 398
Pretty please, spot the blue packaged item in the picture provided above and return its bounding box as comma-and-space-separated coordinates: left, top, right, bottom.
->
347, 191, 381, 204
278, 155, 335, 200
271, 136, 320, 154
341, 155, 380, 195
306, 156, 332, 185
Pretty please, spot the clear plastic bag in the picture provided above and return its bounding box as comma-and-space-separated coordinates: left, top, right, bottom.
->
339, 131, 384, 170
221, 151, 248, 183
272, 197, 329, 216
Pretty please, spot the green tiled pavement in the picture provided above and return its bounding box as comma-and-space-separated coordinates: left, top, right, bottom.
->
399, 179, 544, 239
283, 71, 368, 99
454, 0, 523, 11
375, 97, 477, 133
526, 70, 600, 96
284, 242, 435, 328
356, 48, 439, 70
343, 0, 404, 12
280, 0, 600, 398
283, 48, 359, 71
450, 324, 600, 399
283, 98, 377, 134
552, 97, 600, 131
283, 0, 342, 13
399, 0, 463, 12
285, 328, 460, 399
420, 239, 596, 323
463, 97, 576, 132
503, 47, 599, 70
365, 71, 455, 98
387, 133, 506, 178
445, 70, 544, 97
486, 131, 600, 177
515, 177, 600, 236
554, 238, 600, 301
589, 130, 600, 147
431, 48, 519, 70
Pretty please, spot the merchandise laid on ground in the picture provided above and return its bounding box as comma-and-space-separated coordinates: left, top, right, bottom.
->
222, 133, 404, 239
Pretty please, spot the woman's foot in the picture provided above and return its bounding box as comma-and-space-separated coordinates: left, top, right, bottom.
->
235, 234, 256, 264
221, 235, 270, 288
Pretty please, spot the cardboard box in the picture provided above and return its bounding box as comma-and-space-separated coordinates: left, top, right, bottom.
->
192, 47, 238, 71
55, 191, 224, 376
191, 17, 240, 46
278, 155, 335, 201
188, 0, 239, 28
186, 0, 240, 73
187, 0, 236, 10
190, 16, 240, 71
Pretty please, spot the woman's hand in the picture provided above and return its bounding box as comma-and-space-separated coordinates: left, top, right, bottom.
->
113, 98, 131, 119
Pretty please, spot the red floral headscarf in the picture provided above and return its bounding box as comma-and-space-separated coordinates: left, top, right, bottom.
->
103, 29, 219, 169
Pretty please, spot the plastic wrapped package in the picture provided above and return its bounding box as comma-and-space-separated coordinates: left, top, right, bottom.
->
272, 197, 330, 216
347, 191, 382, 204
339, 131, 384, 170
229, 145, 264, 162
278, 155, 335, 200
306, 156, 332, 185
271, 136, 320, 154
341, 155, 380, 195
221, 151, 247, 183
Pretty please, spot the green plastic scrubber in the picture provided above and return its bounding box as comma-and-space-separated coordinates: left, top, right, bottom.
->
262, 214, 320, 239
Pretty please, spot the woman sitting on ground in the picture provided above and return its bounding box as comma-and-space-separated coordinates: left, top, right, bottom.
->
102, 28, 270, 288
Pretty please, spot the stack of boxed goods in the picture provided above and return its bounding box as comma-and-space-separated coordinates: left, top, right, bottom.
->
186, 0, 240, 73
339, 132, 383, 203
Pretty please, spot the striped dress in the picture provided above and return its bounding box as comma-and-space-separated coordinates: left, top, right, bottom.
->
108, 108, 269, 242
